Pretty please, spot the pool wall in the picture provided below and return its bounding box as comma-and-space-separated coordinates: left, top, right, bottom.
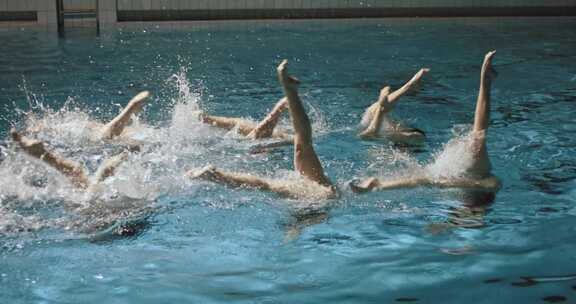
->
0, 0, 575, 30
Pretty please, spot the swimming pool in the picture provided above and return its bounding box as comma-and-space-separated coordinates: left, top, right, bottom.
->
1, 17, 575, 303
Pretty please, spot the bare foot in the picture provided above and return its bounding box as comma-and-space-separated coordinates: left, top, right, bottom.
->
127, 91, 151, 112
197, 112, 209, 124
349, 177, 379, 193
277, 60, 301, 89
100, 91, 151, 140
94, 151, 129, 183
482, 50, 497, 82
377, 86, 392, 105
10, 128, 21, 142
11, 129, 47, 156
187, 109, 204, 123
414, 68, 430, 80
402, 68, 430, 93
186, 165, 219, 182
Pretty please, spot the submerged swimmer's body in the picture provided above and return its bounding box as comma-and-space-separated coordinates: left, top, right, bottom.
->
359, 68, 429, 145
188, 60, 337, 200
8, 92, 150, 192
352, 51, 501, 193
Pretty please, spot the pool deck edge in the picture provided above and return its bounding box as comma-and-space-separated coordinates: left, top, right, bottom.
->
116, 7, 576, 22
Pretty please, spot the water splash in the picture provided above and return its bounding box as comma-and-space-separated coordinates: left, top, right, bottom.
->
0, 69, 200, 236
427, 125, 483, 179
306, 98, 329, 136
359, 104, 394, 133
0, 66, 339, 237
0, 206, 44, 236
362, 124, 487, 183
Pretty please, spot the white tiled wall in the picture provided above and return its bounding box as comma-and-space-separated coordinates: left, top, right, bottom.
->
38, 0, 57, 26
63, 0, 95, 11
1, 0, 572, 13
0, 0, 574, 29
0, 0, 57, 26
114, 0, 573, 10
99, 0, 118, 24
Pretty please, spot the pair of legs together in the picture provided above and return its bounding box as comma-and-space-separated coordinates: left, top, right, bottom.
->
359, 68, 429, 144
11, 91, 150, 191
188, 60, 337, 199
352, 51, 501, 193
200, 97, 294, 153
200, 97, 291, 141
188, 64, 433, 197
201, 66, 430, 153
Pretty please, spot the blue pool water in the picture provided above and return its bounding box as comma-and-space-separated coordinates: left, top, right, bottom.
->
1, 18, 576, 303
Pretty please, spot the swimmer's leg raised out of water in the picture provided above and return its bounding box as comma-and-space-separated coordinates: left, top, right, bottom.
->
11, 129, 90, 189
92, 151, 129, 184
468, 50, 498, 178
85, 151, 129, 194
359, 86, 391, 139
351, 51, 500, 193
200, 97, 290, 140
360, 69, 429, 143
11, 130, 129, 190
200, 114, 255, 136
188, 60, 336, 198
99, 91, 150, 140
364, 68, 430, 122
277, 60, 335, 192
246, 98, 294, 152
247, 97, 288, 139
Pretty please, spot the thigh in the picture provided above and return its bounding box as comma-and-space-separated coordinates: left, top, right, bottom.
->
293, 140, 331, 187
204, 115, 255, 135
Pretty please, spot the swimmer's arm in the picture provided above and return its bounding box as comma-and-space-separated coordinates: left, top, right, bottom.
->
388, 68, 430, 104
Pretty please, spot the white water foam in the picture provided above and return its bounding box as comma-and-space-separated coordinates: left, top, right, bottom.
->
426, 125, 484, 180
0, 68, 333, 236
364, 125, 485, 183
